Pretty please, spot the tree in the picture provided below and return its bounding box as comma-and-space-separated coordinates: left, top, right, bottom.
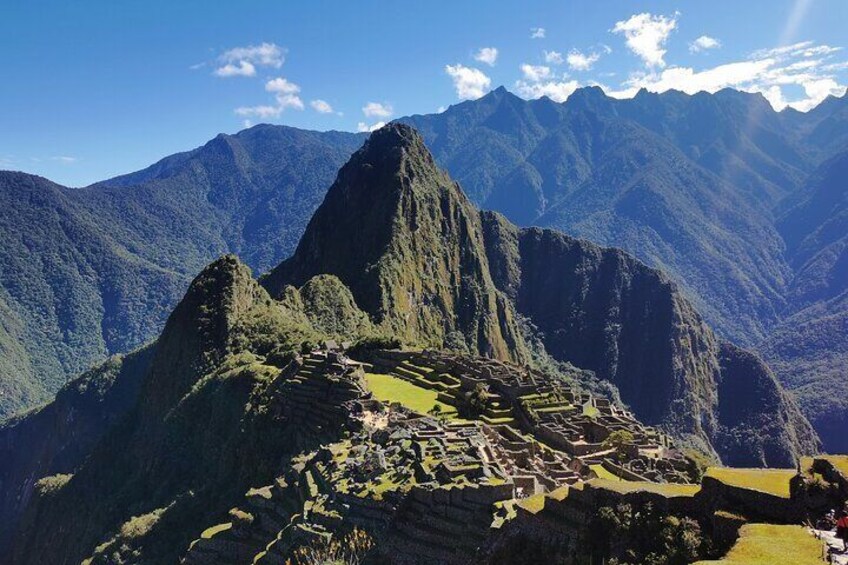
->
465, 383, 490, 417
604, 430, 635, 462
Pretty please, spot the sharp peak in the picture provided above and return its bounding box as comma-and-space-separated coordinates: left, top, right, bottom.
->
188, 254, 255, 293
366, 121, 422, 145
357, 122, 434, 165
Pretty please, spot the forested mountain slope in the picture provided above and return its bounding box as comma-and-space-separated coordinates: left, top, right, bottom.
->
0, 127, 362, 418
0, 88, 845, 452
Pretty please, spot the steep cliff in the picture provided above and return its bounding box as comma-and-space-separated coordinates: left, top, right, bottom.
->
479, 210, 818, 465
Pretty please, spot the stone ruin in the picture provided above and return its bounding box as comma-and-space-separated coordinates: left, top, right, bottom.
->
183, 346, 700, 564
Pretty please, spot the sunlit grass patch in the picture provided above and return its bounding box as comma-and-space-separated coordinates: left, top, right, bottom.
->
693, 524, 824, 565
705, 467, 794, 498
590, 478, 700, 497
364, 372, 457, 417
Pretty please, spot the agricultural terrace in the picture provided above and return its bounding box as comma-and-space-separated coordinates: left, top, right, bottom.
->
693, 524, 825, 565
363, 372, 458, 418
705, 467, 795, 498
589, 478, 700, 497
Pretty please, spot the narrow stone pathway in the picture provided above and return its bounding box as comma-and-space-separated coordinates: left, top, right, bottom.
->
812, 529, 848, 564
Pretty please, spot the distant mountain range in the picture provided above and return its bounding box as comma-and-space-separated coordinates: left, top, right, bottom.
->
0, 124, 816, 563
0, 86, 846, 451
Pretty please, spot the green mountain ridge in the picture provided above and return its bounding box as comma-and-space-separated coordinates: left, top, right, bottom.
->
0, 127, 363, 419
261, 123, 815, 465
0, 86, 845, 454
0, 124, 822, 564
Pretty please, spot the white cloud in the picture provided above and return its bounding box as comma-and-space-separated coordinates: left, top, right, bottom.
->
265, 77, 304, 110
445, 64, 491, 100
567, 49, 601, 71
689, 35, 721, 53
437, 105, 447, 113
234, 105, 282, 119
243, 119, 252, 128
220, 42, 284, 68
214, 42, 284, 77
51, 156, 77, 164
530, 27, 546, 39
310, 99, 334, 114
213, 61, 256, 78
544, 50, 564, 65
612, 12, 678, 68
610, 40, 847, 111
474, 47, 498, 66
357, 121, 386, 133
265, 77, 300, 94
277, 95, 304, 110
515, 79, 581, 103
362, 102, 393, 118
793, 77, 844, 111
520, 64, 552, 82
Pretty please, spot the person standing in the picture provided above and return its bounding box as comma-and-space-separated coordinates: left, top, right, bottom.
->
837, 507, 848, 551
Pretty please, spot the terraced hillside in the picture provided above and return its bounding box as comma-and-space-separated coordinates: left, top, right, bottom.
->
180, 346, 848, 565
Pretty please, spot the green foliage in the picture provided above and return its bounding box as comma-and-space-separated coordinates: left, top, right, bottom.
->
0, 127, 362, 420
298, 275, 374, 339
604, 430, 635, 454
262, 124, 530, 364
119, 508, 166, 540
591, 501, 706, 565
34, 473, 73, 496
347, 336, 402, 358
683, 448, 715, 482
288, 527, 374, 565
464, 382, 490, 417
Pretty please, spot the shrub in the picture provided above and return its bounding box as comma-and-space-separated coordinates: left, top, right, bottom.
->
287, 527, 374, 565
34, 473, 73, 496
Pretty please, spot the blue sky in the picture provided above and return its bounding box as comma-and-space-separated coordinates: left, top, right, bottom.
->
2, 0, 847, 186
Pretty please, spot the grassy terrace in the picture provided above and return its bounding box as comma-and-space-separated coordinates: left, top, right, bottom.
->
590, 464, 624, 482
693, 524, 824, 565
820, 455, 848, 478
589, 478, 700, 497
705, 467, 795, 498
364, 372, 458, 417
200, 522, 232, 539
516, 493, 547, 514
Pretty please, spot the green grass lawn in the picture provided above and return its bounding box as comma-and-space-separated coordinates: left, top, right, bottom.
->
705, 467, 795, 498
820, 455, 848, 478
364, 373, 457, 417
590, 464, 625, 481
590, 478, 700, 497
200, 522, 232, 539
517, 493, 546, 514
582, 403, 600, 417
693, 524, 825, 565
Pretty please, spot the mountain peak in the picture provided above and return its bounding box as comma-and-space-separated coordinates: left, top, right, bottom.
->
362, 122, 429, 161
262, 124, 526, 360
565, 85, 614, 111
